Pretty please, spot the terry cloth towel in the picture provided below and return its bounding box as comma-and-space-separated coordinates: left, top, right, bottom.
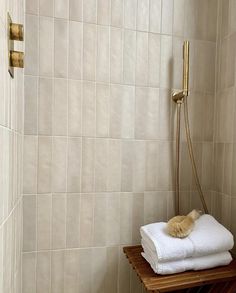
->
140, 214, 234, 262
141, 250, 232, 275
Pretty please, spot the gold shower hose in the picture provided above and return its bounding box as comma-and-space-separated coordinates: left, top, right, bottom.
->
183, 96, 209, 214
174, 40, 208, 215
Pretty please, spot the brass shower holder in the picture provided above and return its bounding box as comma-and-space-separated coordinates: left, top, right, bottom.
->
172, 90, 186, 104
7, 13, 24, 78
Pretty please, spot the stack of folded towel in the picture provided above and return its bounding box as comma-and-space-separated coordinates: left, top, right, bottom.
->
140, 214, 234, 275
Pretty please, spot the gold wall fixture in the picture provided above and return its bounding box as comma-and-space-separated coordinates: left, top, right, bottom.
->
7, 13, 24, 78
183, 40, 189, 96
9, 51, 24, 68
10, 22, 24, 41
172, 40, 190, 103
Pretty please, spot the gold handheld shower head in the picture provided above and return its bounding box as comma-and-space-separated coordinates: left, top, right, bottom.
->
183, 40, 189, 96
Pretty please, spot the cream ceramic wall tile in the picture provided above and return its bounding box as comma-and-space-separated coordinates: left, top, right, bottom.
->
22, 253, 37, 293
137, 0, 149, 32
106, 247, 119, 292
82, 81, 96, 137
145, 141, 158, 191
231, 144, 236, 197
51, 250, 64, 293
206, 0, 218, 41
160, 35, 173, 88
69, 21, 83, 80
173, 0, 185, 36
92, 247, 107, 292
64, 249, 80, 292
135, 87, 159, 139
221, 0, 230, 38
133, 141, 146, 192
66, 194, 80, 248
203, 94, 214, 141
83, 23, 97, 81
79, 194, 94, 247
40, 0, 53, 16
157, 141, 173, 191
54, 19, 68, 78
97, 26, 110, 82
121, 141, 134, 192
110, 27, 123, 83
38, 78, 53, 135
69, 0, 82, 21
23, 136, 38, 194
172, 37, 184, 90
37, 194, 52, 250
38, 136, 52, 193
68, 80, 82, 136
97, 0, 111, 25
118, 248, 131, 293
148, 33, 161, 87
194, 41, 216, 93
52, 137, 67, 192
67, 138, 81, 192
39, 17, 54, 77
24, 76, 38, 135
124, 0, 137, 30
53, 79, 68, 136
52, 194, 66, 249
93, 194, 107, 246
96, 83, 110, 137
221, 194, 231, 229
81, 138, 95, 192
95, 139, 108, 191
179, 191, 190, 215
149, 0, 161, 33
214, 143, 224, 193
26, 0, 39, 14
201, 143, 213, 191
167, 192, 175, 219
121, 86, 135, 138
107, 193, 120, 245
231, 197, 236, 239
120, 193, 132, 244
111, 0, 124, 27
223, 143, 233, 195
144, 192, 167, 224
161, 0, 173, 35
107, 139, 121, 191
190, 143, 203, 190
78, 249, 92, 292
55, 0, 69, 19
123, 30, 136, 85
184, 0, 197, 38
36, 252, 51, 293
83, 0, 97, 23
136, 31, 148, 86
132, 193, 144, 243
229, 0, 236, 33
110, 84, 122, 137
23, 195, 36, 252
25, 15, 39, 75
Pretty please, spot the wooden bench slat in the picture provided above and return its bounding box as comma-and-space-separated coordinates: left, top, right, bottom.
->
123, 246, 236, 292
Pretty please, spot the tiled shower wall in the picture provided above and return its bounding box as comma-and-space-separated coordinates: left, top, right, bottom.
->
23, 0, 217, 292
0, 0, 24, 292
213, 0, 236, 251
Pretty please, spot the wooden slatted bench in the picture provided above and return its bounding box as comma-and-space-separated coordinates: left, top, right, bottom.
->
123, 245, 236, 292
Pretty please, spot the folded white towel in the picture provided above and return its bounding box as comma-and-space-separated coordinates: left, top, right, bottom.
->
140, 215, 234, 262
141, 250, 233, 275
